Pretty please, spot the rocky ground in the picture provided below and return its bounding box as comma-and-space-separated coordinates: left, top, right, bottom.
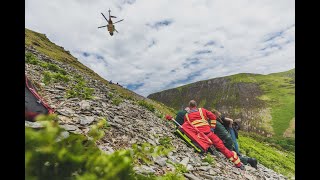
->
25, 46, 288, 180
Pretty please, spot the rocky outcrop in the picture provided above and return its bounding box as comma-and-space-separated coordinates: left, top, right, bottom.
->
25, 46, 287, 179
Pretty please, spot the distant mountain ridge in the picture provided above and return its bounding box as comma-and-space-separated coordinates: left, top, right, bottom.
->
148, 69, 295, 138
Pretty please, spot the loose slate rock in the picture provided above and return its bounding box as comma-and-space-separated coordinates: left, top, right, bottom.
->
79, 116, 95, 125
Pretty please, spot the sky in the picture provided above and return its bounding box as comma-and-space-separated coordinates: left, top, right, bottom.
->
26, 0, 295, 97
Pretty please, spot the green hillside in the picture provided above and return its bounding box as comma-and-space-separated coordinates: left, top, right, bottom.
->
239, 132, 295, 177
228, 70, 295, 137
148, 69, 295, 138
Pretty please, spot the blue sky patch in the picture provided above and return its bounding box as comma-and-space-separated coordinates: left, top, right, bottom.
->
123, 0, 136, 5
148, 39, 156, 48
83, 52, 90, 57
260, 44, 281, 51
82, 52, 105, 60
195, 50, 212, 55
166, 70, 203, 90
186, 57, 200, 63
263, 24, 294, 43
96, 55, 104, 60
264, 31, 284, 42
147, 20, 173, 30
126, 82, 144, 91
204, 41, 215, 46
183, 58, 200, 68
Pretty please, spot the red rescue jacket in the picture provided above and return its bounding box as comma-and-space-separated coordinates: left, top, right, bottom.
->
183, 107, 217, 133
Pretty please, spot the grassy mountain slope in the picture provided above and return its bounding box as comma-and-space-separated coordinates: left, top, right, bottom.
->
238, 132, 294, 177
148, 69, 295, 138
25, 28, 176, 117
228, 70, 295, 137
25, 28, 104, 83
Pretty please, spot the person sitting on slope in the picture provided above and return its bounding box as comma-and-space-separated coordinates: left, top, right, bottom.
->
210, 109, 258, 169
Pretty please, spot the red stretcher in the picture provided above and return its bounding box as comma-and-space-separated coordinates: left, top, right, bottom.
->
166, 115, 213, 153
25, 75, 54, 121
181, 120, 213, 152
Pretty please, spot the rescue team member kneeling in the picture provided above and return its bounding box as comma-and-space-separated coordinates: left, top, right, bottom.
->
184, 100, 245, 170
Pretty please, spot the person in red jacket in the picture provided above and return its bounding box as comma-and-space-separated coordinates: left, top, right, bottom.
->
184, 100, 244, 169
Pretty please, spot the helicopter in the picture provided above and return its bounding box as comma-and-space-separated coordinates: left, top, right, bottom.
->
98, 9, 124, 36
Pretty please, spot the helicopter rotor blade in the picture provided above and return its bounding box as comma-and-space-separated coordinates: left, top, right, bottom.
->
101, 13, 108, 22
113, 19, 124, 24
115, 29, 119, 33
98, 25, 108, 28
110, 15, 117, 18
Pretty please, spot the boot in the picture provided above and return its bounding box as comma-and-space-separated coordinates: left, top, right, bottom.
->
247, 158, 258, 169
238, 163, 246, 170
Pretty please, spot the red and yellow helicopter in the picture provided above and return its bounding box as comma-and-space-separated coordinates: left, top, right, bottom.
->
98, 9, 124, 36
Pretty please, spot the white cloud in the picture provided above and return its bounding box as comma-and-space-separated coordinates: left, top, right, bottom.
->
26, 0, 295, 97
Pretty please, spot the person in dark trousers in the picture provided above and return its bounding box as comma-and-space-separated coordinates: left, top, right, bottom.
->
210, 109, 258, 169
211, 109, 240, 154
